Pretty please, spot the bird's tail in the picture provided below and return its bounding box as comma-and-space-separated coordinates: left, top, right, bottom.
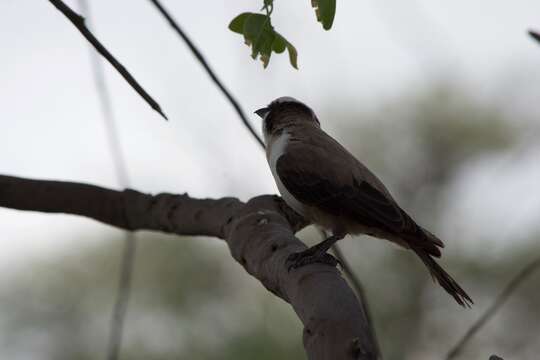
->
413, 248, 473, 308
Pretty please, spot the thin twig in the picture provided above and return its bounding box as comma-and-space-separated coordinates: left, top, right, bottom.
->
146, 0, 263, 147
146, 0, 370, 338
106, 235, 137, 360
446, 256, 540, 360
77, 1, 136, 359
331, 240, 383, 360
48, 0, 167, 120
529, 30, 540, 44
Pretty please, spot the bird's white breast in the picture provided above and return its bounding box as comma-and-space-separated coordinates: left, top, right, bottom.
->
267, 131, 307, 217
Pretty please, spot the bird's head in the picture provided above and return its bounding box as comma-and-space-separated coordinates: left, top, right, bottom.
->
255, 97, 320, 142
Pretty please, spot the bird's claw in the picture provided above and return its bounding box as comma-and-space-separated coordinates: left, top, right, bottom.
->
286, 251, 340, 271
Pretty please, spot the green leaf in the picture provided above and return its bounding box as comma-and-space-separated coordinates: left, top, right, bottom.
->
311, 0, 336, 30
285, 41, 298, 69
228, 13, 251, 34
243, 13, 274, 67
274, 33, 298, 69
272, 34, 287, 53
229, 12, 298, 69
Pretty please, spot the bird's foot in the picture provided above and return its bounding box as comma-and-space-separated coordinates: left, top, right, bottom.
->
286, 251, 340, 271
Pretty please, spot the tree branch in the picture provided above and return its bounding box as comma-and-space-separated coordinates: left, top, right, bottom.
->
230, 197, 377, 360
147, 0, 263, 146
0, 175, 240, 238
529, 30, 540, 44
0, 174, 376, 359
48, 0, 168, 120
331, 241, 382, 358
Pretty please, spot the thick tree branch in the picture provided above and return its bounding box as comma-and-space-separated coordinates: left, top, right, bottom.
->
0, 175, 240, 238
229, 197, 377, 360
48, 0, 167, 120
0, 174, 376, 360
331, 241, 382, 358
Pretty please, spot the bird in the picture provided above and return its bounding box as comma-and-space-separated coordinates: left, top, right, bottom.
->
255, 96, 473, 307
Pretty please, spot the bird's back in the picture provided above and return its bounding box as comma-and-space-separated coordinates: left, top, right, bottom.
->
288, 125, 393, 197
281, 125, 443, 254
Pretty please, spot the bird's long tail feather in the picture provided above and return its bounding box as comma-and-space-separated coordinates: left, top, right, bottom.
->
413, 248, 473, 308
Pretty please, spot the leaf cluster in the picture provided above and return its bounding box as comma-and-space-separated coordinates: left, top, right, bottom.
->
229, 0, 336, 69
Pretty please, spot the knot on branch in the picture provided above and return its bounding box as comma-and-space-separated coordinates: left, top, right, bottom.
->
226, 195, 301, 299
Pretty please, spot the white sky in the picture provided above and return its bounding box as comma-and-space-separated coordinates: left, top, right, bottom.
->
1, 0, 540, 269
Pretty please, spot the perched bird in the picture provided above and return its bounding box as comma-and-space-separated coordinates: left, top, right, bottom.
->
255, 96, 472, 307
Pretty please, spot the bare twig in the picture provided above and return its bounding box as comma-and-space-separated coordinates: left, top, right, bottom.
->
76, 1, 136, 358
106, 235, 136, 360
332, 242, 383, 359
48, 0, 167, 120
446, 256, 540, 360
529, 30, 540, 44
147, 0, 262, 146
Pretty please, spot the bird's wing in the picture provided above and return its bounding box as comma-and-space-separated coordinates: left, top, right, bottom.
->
275, 141, 410, 234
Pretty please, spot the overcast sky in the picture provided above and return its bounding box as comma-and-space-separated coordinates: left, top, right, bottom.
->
1, 0, 540, 269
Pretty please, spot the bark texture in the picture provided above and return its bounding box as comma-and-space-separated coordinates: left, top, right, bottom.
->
0, 174, 377, 360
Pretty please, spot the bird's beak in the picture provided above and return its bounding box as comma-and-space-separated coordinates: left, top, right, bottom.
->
255, 107, 270, 118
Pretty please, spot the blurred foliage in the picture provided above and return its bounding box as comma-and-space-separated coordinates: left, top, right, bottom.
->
1, 85, 539, 359
337, 86, 518, 187
229, 0, 336, 68
332, 85, 524, 227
